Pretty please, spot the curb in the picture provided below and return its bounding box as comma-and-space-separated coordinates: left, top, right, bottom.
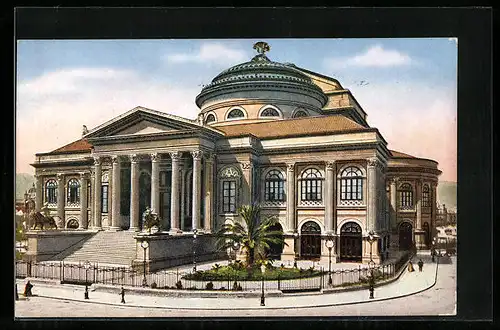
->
25, 261, 439, 311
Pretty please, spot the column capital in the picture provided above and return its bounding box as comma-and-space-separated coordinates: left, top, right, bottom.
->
79, 172, 89, 180
367, 157, 379, 168
169, 151, 181, 161
129, 154, 139, 163
93, 156, 102, 166
191, 150, 203, 160
240, 162, 253, 170
56, 173, 64, 182
325, 161, 336, 170
286, 163, 295, 172
390, 176, 400, 184
111, 155, 121, 164
205, 152, 216, 162
150, 153, 159, 162
90, 168, 95, 179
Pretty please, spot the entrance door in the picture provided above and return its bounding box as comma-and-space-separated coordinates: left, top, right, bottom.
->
423, 222, 430, 248
267, 223, 284, 260
300, 221, 321, 259
339, 222, 362, 262
399, 222, 413, 250
138, 172, 151, 231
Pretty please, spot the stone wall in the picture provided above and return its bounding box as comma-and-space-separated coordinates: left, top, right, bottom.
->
25, 231, 94, 262
133, 233, 224, 272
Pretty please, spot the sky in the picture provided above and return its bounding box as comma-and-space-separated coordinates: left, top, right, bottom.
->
16, 38, 457, 182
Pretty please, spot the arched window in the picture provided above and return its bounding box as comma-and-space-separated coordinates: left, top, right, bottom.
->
399, 183, 413, 208
422, 184, 430, 207
66, 219, 79, 229
205, 113, 216, 124
265, 170, 285, 202
67, 178, 80, 206
340, 166, 363, 201
45, 179, 57, 204
227, 109, 244, 119
260, 108, 280, 117
293, 110, 308, 118
301, 168, 323, 201
101, 172, 109, 213
219, 166, 241, 213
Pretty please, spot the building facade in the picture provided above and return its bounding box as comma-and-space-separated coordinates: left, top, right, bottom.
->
30, 43, 441, 265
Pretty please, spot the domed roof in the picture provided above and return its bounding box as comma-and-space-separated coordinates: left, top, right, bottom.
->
195, 42, 327, 108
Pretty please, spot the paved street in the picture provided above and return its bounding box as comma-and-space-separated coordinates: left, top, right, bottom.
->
14, 255, 455, 317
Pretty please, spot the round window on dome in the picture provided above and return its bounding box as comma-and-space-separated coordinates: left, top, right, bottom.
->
205, 113, 216, 124
293, 110, 308, 118
260, 108, 280, 117
227, 109, 245, 119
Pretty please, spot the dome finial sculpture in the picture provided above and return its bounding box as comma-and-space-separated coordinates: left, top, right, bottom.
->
253, 41, 270, 55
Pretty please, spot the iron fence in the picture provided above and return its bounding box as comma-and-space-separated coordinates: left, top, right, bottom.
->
15, 252, 410, 292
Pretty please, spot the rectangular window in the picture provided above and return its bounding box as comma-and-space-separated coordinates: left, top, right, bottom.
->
302, 180, 322, 201
101, 185, 109, 213
223, 181, 236, 213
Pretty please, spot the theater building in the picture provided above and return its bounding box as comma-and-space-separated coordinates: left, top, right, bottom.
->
27, 43, 441, 268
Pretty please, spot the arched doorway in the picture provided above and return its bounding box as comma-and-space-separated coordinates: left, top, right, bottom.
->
339, 222, 362, 262
267, 223, 284, 260
300, 221, 321, 260
399, 222, 413, 250
139, 172, 151, 231
66, 219, 79, 229
422, 222, 430, 248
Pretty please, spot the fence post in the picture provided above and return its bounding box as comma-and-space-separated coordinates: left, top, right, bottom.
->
176, 268, 179, 283
278, 273, 281, 290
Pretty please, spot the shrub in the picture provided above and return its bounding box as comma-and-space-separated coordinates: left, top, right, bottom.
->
175, 280, 183, 289
232, 281, 239, 291
237, 284, 243, 291
150, 282, 157, 289
205, 282, 214, 290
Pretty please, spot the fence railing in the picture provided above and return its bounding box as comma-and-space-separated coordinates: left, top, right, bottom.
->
15, 252, 410, 292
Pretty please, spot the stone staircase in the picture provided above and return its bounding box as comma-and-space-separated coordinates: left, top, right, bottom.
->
61, 231, 138, 266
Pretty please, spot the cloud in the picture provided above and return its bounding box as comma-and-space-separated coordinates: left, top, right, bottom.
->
324, 44, 412, 69
349, 82, 457, 182
16, 67, 200, 174
165, 42, 247, 65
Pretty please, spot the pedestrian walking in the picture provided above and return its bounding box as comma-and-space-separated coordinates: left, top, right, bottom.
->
24, 280, 33, 297
16, 284, 19, 301
407, 260, 414, 272
84, 285, 89, 299
120, 286, 125, 304
418, 259, 424, 272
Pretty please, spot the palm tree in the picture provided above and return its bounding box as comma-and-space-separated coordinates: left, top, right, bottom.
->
215, 204, 286, 267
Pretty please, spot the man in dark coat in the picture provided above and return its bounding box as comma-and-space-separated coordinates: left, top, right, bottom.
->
418, 259, 424, 272
120, 286, 125, 304
24, 281, 33, 297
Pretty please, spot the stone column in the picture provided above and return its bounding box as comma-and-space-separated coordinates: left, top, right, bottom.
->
93, 157, 102, 229
129, 154, 140, 231
431, 182, 438, 238
324, 161, 335, 234
416, 178, 422, 229
110, 156, 121, 230
366, 158, 378, 231
79, 173, 89, 229
286, 163, 296, 233
241, 162, 253, 205
34, 174, 43, 212
170, 151, 181, 233
150, 153, 160, 213
191, 150, 203, 232
56, 173, 65, 225
203, 153, 215, 232
180, 162, 186, 231
390, 177, 398, 230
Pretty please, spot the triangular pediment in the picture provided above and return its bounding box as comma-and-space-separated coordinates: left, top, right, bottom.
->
84, 106, 207, 139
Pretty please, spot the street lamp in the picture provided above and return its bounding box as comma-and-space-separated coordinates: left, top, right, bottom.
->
140, 240, 149, 287
260, 263, 266, 306
325, 235, 334, 286
192, 229, 198, 272
83, 260, 91, 299
293, 231, 299, 268
367, 231, 376, 299
431, 238, 436, 262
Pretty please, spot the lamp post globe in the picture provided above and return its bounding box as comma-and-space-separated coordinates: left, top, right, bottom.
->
140, 240, 149, 287
325, 235, 334, 286
260, 263, 266, 306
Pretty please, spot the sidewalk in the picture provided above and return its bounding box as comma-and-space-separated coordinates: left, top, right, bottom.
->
16, 255, 438, 310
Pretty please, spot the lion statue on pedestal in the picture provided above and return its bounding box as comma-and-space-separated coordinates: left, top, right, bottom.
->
29, 211, 57, 230
142, 207, 160, 234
